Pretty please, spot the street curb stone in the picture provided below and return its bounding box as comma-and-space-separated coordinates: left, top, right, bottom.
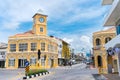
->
23, 72, 49, 80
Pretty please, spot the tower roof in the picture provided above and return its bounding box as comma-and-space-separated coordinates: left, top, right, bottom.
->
32, 9, 48, 18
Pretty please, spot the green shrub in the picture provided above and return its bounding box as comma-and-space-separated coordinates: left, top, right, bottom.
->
26, 69, 48, 76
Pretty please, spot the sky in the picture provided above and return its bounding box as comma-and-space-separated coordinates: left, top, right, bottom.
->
0, 0, 111, 53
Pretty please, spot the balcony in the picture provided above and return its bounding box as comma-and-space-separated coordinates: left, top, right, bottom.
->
103, 0, 120, 26
93, 45, 102, 50
105, 34, 120, 49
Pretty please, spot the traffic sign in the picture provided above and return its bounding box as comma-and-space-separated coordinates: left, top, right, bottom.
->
25, 61, 29, 67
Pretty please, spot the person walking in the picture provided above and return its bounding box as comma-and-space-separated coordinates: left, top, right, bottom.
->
69, 61, 72, 67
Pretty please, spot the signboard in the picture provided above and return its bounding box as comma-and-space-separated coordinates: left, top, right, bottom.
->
25, 61, 29, 67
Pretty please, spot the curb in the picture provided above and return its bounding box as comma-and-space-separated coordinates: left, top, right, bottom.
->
23, 72, 49, 80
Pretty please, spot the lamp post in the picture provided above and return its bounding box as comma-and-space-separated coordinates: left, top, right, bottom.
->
37, 49, 41, 67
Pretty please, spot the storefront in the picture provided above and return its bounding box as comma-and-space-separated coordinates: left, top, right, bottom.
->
105, 34, 120, 75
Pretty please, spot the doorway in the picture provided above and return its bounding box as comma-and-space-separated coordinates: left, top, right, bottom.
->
107, 55, 113, 73
97, 56, 102, 67
51, 59, 54, 68
18, 59, 27, 68
0, 61, 5, 68
113, 60, 118, 73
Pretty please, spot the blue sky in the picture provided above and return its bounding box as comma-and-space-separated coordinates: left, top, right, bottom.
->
0, 0, 110, 53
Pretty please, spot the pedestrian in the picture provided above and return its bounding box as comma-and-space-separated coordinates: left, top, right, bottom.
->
69, 61, 72, 67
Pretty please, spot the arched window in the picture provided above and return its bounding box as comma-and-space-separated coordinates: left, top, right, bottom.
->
105, 37, 111, 43
96, 38, 101, 46
97, 56, 102, 67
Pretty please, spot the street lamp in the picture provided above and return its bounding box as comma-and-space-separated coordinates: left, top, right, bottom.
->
37, 49, 41, 67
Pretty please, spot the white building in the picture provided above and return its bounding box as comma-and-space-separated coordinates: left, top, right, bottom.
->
102, 0, 120, 75
0, 43, 7, 68
57, 38, 63, 66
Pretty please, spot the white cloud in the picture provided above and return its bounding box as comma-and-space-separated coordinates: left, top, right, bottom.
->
2, 21, 20, 30
0, 0, 108, 53
63, 38, 73, 44
0, 30, 18, 43
0, 0, 94, 29
57, 34, 92, 53
80, 36, 90, 43
63, 6, 108, 24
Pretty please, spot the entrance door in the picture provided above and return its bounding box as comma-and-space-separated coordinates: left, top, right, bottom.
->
108, 55, 113, 73
0, 61, 5, 68
51, 59, 54, 68
113, 60, 118, 73
97, 56, 102, 67
18, 59, 27, 68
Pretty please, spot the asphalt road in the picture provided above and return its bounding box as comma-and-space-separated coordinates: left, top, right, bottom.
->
0, 63, 104, 80
0, 68, 25, 80
30, 63, 99, 80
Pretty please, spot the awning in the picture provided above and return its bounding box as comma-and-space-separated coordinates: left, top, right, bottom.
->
102, 0, 113, 5
105, 34, 120, 49
103, 0, 120, 26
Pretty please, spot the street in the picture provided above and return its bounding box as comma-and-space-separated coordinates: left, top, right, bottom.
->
29, 63, 101, 80
0, 63, 106, 80
0, 68, 25, 80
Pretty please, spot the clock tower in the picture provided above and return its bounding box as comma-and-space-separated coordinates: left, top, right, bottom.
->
32, 10, 48, 36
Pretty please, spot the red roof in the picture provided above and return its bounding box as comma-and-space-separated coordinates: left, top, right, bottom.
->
15, 30, 34, 36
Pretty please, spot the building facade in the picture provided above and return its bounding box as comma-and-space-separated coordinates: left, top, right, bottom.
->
62, 40, 70, 65
102, 0, 120, 75
0, 43, 7, 68
56, 38, 63, 66
6, 11, 58, 69
55, 38, 71, 66
93, 28, 116, 74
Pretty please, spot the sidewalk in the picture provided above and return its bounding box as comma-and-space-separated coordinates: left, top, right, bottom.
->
103, 74, 120, 80
92, 74, 120, 80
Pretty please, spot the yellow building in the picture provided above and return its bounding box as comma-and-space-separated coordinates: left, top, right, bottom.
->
93, 27, 117, 74
5, 11, 58, 69
62, 40, 70, 65
62, 41, 70, 59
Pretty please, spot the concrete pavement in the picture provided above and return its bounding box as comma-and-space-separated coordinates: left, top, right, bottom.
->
103, 74, 120, 80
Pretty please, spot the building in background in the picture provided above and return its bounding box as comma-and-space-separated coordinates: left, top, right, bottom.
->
74, 53, 86, 63
6, 11, 58, 69
62, 40, 71, 66
0, 43, 7, 68
55, 38, 63, 66
102, 0, 120, 75
70, 48, 75, 59
50, 36, 72, 66
93, 27, 116, 74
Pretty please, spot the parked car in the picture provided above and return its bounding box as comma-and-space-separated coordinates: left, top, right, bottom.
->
86, 61, 90, 65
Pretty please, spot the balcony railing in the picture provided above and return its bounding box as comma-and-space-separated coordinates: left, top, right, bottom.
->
93, 45, 102, 50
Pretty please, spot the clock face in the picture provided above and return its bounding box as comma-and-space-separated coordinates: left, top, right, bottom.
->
39, 17, 44, 23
